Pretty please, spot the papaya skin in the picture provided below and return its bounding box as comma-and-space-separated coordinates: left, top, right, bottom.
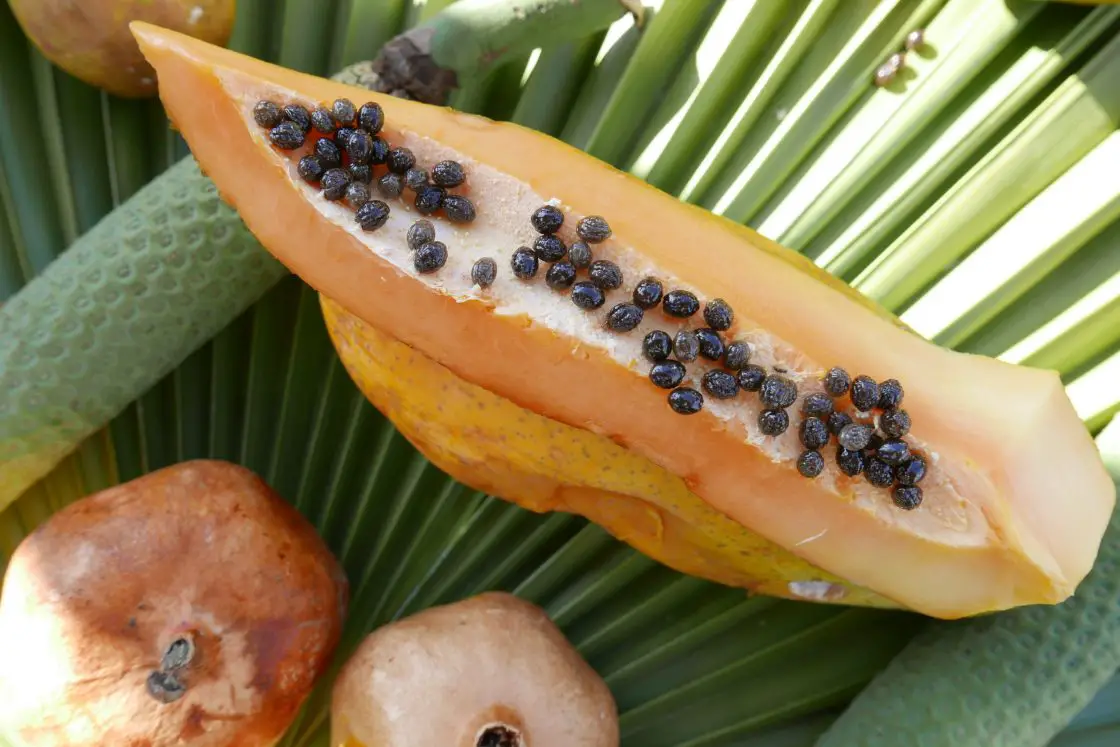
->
131, 22, 1115, 619
9, 0, 235, 98
321, 294, 894, 609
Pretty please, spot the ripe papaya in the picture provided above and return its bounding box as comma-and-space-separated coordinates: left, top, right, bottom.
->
131, 22, 1114, 620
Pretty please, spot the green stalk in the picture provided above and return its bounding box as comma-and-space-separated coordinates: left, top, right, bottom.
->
511, 35, 604, 136
757, 0, 1045, 250
0, 2, 67, 276
627, 0, 790, 193
228, 0, 275, 58
956, 220, 1120, 377
332, 0, 407, 70
560, 11, 649, 148
582, 0, 716, 166
279, 0, 344, 74
29, 55, 79, 246
55, 72, 114, 234
853, 31, 1120, 309
102, 96, 155, 205
814, 4, 1119, 276
817, 417, 1120, 747
0, 188, 25, 300
703, 0, 946, 223
1067, 352, 1120, 434
423, 0, 639, 80
406, 0, 458, 29
677, 0, 840, 204
900, 130, 1120, 347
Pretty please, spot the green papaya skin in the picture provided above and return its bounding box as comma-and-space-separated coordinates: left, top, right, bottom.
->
816, 422, 1120, 747
0, 157, 285, 511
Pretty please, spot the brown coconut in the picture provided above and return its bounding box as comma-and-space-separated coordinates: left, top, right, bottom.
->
331, 591, 619, 747
9, 0, 236, 97
0, 459, 348, 746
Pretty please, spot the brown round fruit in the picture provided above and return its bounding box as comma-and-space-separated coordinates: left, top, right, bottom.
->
331, 592, 619, 747
9, 0, 236, 98
0, 460, 348, 746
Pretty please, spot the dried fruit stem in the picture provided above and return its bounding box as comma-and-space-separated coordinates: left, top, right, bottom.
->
370, 0, 643, 104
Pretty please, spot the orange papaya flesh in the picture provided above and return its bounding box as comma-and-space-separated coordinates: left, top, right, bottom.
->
321, 293, 894, 609
132, 22, 1114, 620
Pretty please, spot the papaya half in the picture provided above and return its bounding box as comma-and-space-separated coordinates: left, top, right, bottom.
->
131, 21, 1114, 620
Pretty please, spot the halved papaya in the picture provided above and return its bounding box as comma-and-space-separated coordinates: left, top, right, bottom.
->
131, 21, 1114, 620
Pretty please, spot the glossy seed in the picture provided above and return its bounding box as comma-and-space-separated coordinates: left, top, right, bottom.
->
849, 375, 880, 412
879, 408, 911, 438
315, 138, 342, 169
387, 146, 415, 173
905, 28, 925, 51
823, 367, 850, 396
588, 260, 623, 290
346, 130, 374, 165
649, 361, 686, 389
404, 168, 429, 192
310, 107, 337, 134
758, 409, 789, 436
370, 137, 390, 165
334, 127, 355, 150
801, 393, 833, 418
702, 370, 739, 399
633, 277, 663, 310
415, 186, 446, 215
662, 289, 700, 318
867, 432, 885, 454
377, 172, 404, 198
407, 220, 436, 250
471, 257, 497, 288
798, 450, 825, 478
414, 241, 448, 274
253, 100, 283, 128
737, 364, 765, 392
877, 379, 904, 410
673, 331, 699, 363
838, 423, 873, 451
892, 485, 923, 510
800, 417, 830, 450
759, 374, 797, 410
827, 411, 852, 436
577, 215, 612, 243
297, 155, 324, 184
320, 168, 351, 200
282, 104, 311, 132
443, 195, 477, 224
669, 387, 704, 415
694, 328, 724, 361
332, 98, 356, 126
570, 281, 606, 310
876, 439, 911, 466
531, 205, 564, 234
895, 455, 926, 486
703, 299, 734, 331
865, 459, 894, 488
534, 235, 567, 262
348, 163, 372, 184
268, 121, 305, 150
568, 240, 592, 269
358, 102, 384, 134
511, 247, 539, 279
643, 330, 673, 362
874, 53, 904, 87
355, 200, 391, 231
545, 261, 577, 291
836, 447, 866, 477
345, 182, 370, 209
431, 160, 466, 188
606, 303, 644, 332
724, 341, 751, 370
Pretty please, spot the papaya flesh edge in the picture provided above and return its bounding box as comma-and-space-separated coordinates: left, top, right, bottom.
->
132, 22, 1114, 620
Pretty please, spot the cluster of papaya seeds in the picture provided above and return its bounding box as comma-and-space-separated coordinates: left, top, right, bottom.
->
132, 22, 1115, 623
0, 463, 618, 747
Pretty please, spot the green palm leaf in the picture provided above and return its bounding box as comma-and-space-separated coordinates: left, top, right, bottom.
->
3, 1, 1120, 745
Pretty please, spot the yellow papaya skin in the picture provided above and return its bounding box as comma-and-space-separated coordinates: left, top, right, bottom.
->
320, 294, 896, 610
